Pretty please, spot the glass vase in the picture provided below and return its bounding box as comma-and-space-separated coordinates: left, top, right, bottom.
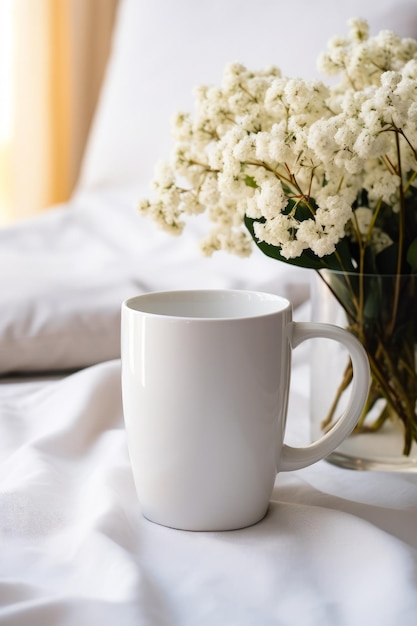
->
310, 269, 417, 471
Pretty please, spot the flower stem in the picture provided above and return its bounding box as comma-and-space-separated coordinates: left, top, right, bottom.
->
387, 130, 405, 336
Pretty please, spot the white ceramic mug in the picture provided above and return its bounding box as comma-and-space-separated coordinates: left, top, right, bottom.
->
121, 289, 370, 531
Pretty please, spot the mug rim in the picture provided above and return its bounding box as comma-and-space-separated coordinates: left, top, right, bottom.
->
122, 289, 291, 321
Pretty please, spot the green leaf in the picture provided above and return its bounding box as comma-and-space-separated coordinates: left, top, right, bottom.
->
244, 215, 321, 269
363, 282, 382, 320
244, 175, 258, 189
331, 237, 356, 273
282, 197, 315, 220
244, 215, 355, 272
407, 238, 417, 270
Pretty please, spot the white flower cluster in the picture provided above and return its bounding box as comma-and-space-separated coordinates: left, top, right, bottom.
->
138, 18, 417, 261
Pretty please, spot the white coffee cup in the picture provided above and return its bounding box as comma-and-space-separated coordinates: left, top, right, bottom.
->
121, 289, 369, 531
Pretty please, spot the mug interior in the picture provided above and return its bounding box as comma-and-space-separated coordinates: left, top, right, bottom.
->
124, 290, 290, 319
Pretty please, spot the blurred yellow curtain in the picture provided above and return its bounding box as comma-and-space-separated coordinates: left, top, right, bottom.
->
0, 0, 118, 224
0, 0, 13, 222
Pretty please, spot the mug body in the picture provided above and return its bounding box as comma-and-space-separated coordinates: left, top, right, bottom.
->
121, 289, 292, 531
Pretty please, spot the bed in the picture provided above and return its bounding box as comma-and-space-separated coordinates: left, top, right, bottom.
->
2, 1, 417, 624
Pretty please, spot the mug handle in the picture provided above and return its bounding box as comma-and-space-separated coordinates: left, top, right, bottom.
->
279, 321, 370, 471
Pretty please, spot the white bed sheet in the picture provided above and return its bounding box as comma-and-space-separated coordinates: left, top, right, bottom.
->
1, 352, 417, 626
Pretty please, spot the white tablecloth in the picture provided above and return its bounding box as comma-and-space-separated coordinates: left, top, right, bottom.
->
1, 357, 417, 626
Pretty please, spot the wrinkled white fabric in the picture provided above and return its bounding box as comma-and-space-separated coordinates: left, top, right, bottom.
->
1, 359, 417, 626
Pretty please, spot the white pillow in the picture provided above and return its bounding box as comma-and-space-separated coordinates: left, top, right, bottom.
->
0, 198, 140, 374
78, 0, 417, 191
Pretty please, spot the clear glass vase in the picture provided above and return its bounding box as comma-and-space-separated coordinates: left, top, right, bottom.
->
310, 269, 417, 471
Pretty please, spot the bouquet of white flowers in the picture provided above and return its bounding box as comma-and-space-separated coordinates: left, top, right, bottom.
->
139, 19, 417, 455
